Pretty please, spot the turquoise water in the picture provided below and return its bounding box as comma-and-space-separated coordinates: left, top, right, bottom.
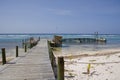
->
55, 34, 120, 55
61, 34, 120, 52
0, 34, 120, 50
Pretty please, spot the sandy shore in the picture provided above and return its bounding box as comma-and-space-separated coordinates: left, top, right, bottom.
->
53, 48, 120, 80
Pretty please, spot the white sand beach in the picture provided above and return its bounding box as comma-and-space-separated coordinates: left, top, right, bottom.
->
53, 48, 120, 80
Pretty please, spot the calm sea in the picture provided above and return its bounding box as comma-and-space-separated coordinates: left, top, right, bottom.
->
0, 33, 120, 51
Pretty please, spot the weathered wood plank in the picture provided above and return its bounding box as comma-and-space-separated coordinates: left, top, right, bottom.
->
0, 39, 55, 80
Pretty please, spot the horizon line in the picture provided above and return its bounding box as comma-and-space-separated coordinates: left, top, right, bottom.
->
0, 33, 120, 35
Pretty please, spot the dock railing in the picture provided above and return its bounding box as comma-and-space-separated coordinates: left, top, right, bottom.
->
47, 40, 64, 80
47, 36, 107, 80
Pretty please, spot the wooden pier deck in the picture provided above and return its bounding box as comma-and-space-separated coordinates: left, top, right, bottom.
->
0, 39, 55, 80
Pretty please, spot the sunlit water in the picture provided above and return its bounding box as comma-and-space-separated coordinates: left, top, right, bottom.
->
53, 34, 120, 56
0, 34, 120, 55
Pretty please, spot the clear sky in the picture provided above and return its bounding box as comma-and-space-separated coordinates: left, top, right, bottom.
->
0, 0, 120, 34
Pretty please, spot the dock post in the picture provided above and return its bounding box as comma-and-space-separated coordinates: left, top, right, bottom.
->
1, 48, 6, 65
51, 52, 54, 68
16, 46, 18, 57
25, 44, 27, 52
57, 57, 64, 80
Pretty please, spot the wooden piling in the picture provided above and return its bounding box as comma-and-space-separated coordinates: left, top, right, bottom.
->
16, 46, 18, 57
57, 57, 64, 80
25, 44, 27, 52
1, 48, 6, 65
47, 40, 57, 78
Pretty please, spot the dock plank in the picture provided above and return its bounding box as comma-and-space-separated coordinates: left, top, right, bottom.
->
0, 39, 55, 80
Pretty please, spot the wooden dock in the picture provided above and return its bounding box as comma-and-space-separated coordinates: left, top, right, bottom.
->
0, 39, 55, 80
62, 38, 106, 43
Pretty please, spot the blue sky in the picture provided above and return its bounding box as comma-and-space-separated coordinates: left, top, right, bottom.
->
0, 0, 120, 34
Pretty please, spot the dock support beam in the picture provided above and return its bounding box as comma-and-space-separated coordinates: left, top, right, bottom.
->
16, 46, 18, 57
1, 48, 6, 65
57, 57, 64, 80
25, 44, 27, 52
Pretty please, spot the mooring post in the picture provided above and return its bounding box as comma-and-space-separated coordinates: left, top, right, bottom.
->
25, 44, 27, 52
51, 52, 54, 68
1, 48, 6, 65
57, 56, 64, 80
16, 46, 18, 57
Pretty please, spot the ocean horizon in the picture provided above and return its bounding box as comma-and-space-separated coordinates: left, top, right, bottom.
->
0, 33, 120, 50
